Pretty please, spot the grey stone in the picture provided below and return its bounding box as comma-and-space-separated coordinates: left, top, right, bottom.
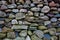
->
12, 9, 19, 13
26, 35, 31, 40
41, 6, 50, 13
11, 25, 28, 29
31, 7, 40, 11
0, 33, 6, 38
19, 30, 27, 37
3, 38, 12, 40
16, 13, 25, 19
20, 9, 27, 12
7, 32, 16, 38
14, 37, 25, 40
44, 21, 51, 25
33, 30, 44, 38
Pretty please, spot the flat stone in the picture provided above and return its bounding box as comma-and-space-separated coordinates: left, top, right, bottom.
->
37, 4, 43, 7
0, 33, 6, 38
11, 19, 18, 24
30, 3, 35, 7
16, 13, 25, 19
43, 34, 51, 40
31, 34, 42, 40
9, 14, 15, 18
14, 37, 25, 40
3, 38, 12, 40
22, 21, 31, 24
26, 35, 31, 40
48, 28, 56, 35
12, 9, 19, 13
33, 30, 44, 38
41, 6, 50, 13
11, 25, 28, 29
31, 7, 40, 11
0, 21, 4, 24
19, 30, 27, 37
7, 32, 16, 39
29, 26, 37, 30
0, 5, 8, 10
38, 26, 47, 30
50, 18, 57, 22
54, 14, 60, 17
0, 11, 6, 17
28, 30, 32, 35
18, 21, 23, 24
44, 21, 51, 25
20, 9, 27, 12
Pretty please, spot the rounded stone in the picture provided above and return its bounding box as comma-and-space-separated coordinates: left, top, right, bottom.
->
28, 30, 32, 35
38, 26, 47, 30
0, 33, 6, 38
12, 9, 19, 13
19, 30, 27, 37
44, 21, 51, 25
9, 14, 15, 18
48, 28, 56, 35
26, 35, 31, 40
41, 6, 50, 13
33, 30, 44, 38
14, 37, 25, 40
3, 38, 12, 40
50, 18, 57, 22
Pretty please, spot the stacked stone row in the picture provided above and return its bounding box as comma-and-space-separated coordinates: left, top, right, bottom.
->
0, 0, 60, 40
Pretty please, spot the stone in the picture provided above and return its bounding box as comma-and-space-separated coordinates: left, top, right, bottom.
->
28, 30, 32, 35
17, 5, 23, 9
43, 30, 49, 33
48, 28, 56, 35
38, 26, 47, 30
30, 3, 35, 7
47, 13, 54, 17
18, 21, 23, 24
5, 18, 12, 22
31, 34, 42, 40
41, 6, 50, 13
50, 18, 57, 22
33, 30, 44, 38
16, 13, 25, 19
3, 38, 12, 40
0, 33, 6, 38
54, 14, 60, 17
11, 25, 28, 29
28, 11, 33, 16
49, 1, 56, 7
0, 21, 4, 24
31, 7, 40, 11
58, 8, 60, 12
34, 12, 39, 16
29, 26, 37, 30
12, 9, 19, 13
37, 4, 43, 7
7, 32, 16, 38
7, 4, 17, 8
14, 37, 25, 40
44, 21, 51, 25
20, 9, 27, 12
11, 19, 18, 24
22, 21, 31, 24
9, 14, 15, 18
0, 11, 6, 17
0, 5, 8, 10
26, 35, 31, 40
43, 34, 51, 40
51, 36, 58, 40
19, 30, 27, 37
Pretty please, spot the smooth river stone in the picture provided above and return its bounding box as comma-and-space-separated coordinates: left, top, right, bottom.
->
44, 21, 51, 25
26, 35, 31, 40
28, 30, 32, 35
11, 25, 28, 29
12, 9, 19, 13
33, 30, 44, 38
19, 30, 27, 37
11, 19, 18, 24
41, 6, 50, 13
20, 9, 27, 12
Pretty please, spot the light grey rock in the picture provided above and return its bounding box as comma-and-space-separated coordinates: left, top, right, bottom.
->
11, 25, 28, 29
41, 6, 50, 13
26, 35, 31, 40
18, 21, 23, 24
33, 30, 44, 38
16, 13, 25, 19
19, 30, 27, 37
9, 14, 15, 18
44, 21, 51, 25
14, 37, 25, 40
0, 21, 4, 24
20, 9, 27, 12
11, 19, 18, 24
3, 38, 12, 40
7, 32, 16, 38
31, 7, 40, 11
12, 9, 19, 13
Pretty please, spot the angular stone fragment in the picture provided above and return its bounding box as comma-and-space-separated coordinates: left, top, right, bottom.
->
19, 30, 27, 37
11, 25, 28, 29
7, 32, 16, 39
41, 6, 50, 13
33, 30, 44, 38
